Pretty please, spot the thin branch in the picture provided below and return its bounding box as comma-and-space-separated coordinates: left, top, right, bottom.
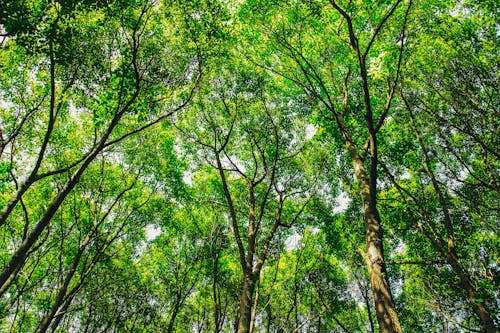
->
363, 0, 404, 59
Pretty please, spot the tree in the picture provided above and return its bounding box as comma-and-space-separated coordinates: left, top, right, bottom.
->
175, 60, 324, 332
1, 0, 497, 331
0, 0, 200, 297
238, 0, 412, 331
259, 227, 363, 332
378, 1, 499, 330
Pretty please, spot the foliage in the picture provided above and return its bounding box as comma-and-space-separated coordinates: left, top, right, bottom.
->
0, 0, 498, 332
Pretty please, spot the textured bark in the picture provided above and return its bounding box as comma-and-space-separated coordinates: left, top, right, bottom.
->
236, 272, 256, 333
354, 159, 402, 333
363, 214, 402, 333
336, 112, 402, 333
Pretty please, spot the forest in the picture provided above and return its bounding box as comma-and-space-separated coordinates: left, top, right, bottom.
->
0, 0, 498, 332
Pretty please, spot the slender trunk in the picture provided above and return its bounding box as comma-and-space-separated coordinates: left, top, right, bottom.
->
166, 295, 182, 333
34, 247, 84, 333
213, 271, 220, 333
448, 252, 497, 333
0, 21, 146, 292
213, 241, 222, 333
0, 150, 97, 293
50, 296, 73, 332
249, 279, 259, 333
236, 272, 256, 333
420, 224, 497, 333
0, 176, 38, 228
0, 41, 57, 228
0, 260, 22, 296
355, 272, 375, 333
0, 80, 141, 294
407, 102, 497, 332
266, 304, 272, 333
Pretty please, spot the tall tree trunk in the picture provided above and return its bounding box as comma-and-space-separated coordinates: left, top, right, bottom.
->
325, 1, 407, 330
352, 157, 402, 333
34, 247, 83, 333
213, 250, 222, 333
362, 211, 401, 333
236, 272, 256, 333
249, 279, 259, 333
335, 114, 402, 333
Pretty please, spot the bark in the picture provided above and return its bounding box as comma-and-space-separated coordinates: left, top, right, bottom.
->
236, 272, 257, 333
48, 295, 74, 333
166, 296, 182, 333
362, 212, 401, 333
249, 279, 259, 333
335, 111, 401, 333
213, 242, 222, 333
353, 157, 402, 333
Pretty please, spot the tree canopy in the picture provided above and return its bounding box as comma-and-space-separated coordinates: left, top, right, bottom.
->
0, 0, 498, 332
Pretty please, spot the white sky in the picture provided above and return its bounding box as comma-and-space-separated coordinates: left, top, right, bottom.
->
145, 224, 162, 241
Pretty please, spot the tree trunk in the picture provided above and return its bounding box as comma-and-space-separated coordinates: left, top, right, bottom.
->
166, 292, 183, 333
422, 228, 498, 333
450, 257, 497, 333
213, 255, 221, 333
0, 155, 92, 294
34, 245, 85, 333
249, 279, 259, 333
353, 158, 402, 333
236, 272, 256, 333
363, 211, 402, 333
407, 104, 497, 333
